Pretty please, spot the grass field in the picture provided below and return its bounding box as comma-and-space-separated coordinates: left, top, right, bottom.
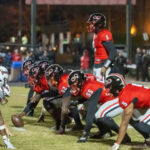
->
0, 85, 150, 150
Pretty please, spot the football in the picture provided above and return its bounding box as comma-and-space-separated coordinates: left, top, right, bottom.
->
11, 114, 24, 128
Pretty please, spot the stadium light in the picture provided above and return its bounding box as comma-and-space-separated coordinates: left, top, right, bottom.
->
130, 25, 136, 36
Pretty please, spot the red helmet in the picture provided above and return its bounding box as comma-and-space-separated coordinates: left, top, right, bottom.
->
87, 13, 106, 33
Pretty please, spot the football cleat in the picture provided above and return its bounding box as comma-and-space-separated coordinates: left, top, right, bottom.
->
144, 137, 150, 147
4, 138, 16, 149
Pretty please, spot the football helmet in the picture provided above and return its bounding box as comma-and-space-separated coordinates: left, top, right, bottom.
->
22, 59, 34, 76
28, 64, 43, 86
68, 70, 86, 96
104, 73, 126, 97
45, 64, 63, 87
87, 13, 106, 33
38, 60, 51, 72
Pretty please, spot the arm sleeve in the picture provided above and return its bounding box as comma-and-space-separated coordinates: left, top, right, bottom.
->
41, 89, 58, 98
102, 41, 117, 62
132, 97, 138, 104
84, 88, 102, 133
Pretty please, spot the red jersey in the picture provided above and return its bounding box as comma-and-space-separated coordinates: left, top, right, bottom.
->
33, 75, 49, 93
80, 80, 114, 104
12, 53, 22, 61
86, 73, 97, 81
119, 83, 150, 109
58, 73, 97, 95
93, 29, 113, 64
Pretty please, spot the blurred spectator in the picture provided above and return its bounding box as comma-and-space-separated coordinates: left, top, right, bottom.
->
113, 51, 128, 77
142, 49, 150, 81
135, 47, 142, 81
46, 46, 56, 64
73, 50, 80, 68
29, 47, 43, 62
80, 49, 90, 72
10, 49, 22, 81
12, 49, 22, 61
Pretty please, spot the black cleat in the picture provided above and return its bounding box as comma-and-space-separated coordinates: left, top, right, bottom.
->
144, 138, 150, 147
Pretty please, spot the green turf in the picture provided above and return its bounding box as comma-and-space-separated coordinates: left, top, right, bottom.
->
0, 86, 150, 150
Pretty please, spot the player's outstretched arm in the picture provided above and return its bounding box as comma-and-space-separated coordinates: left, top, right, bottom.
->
110, 103, 134, 150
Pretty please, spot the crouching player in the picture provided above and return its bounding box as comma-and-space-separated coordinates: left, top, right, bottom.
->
45, 64, 85, 131
104, 73, 150, 150
62, 71, 130, 143
0, 66, 15, 149
18, 63, 60, 129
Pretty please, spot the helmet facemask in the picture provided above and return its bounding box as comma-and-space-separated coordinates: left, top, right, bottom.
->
22, 60, 33, 76
45, 64, 63, 88
87, 13, 106, 33
68, 71, 86, 96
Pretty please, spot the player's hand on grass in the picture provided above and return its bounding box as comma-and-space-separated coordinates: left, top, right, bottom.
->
110, 143, 119, 150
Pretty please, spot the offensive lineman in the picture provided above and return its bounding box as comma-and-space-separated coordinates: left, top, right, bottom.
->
104, 73, 150, 150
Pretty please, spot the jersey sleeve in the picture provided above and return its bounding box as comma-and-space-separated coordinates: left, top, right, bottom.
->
119, 97, 132, 109
100, 30, 113, 42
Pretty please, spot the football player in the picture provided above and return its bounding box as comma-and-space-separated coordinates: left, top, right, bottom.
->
104, 73, 150, 150
21, 60, 51, 119
45, 64, 85, 131
62, 70, 131, 143
0, 67, 15, 149
22, 59, 35, 116
19, 63, 60, 129
87, 13, 117, 81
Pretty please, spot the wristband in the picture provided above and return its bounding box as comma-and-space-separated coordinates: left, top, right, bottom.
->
104, 59, 111, 68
